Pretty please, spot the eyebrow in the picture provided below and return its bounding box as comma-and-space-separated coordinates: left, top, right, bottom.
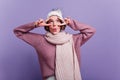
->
46, 19, 53, 23
57, 18, 63, 23
46, 18, 62, 23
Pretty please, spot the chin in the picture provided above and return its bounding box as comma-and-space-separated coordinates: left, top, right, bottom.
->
52, 32, 59, 35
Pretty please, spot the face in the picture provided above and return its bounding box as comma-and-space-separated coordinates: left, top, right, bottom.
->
47, 16, 62, 35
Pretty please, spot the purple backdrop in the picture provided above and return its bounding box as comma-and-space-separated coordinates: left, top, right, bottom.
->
0, 0, 120, 80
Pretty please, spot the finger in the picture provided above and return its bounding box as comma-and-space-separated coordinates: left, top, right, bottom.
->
59, 23, 66, 26
38, 18, 44, 21
39, 19, 44, 23
45, 18, 50, 22
64, 18, 70, 24
34, 21, 38, 26
35, 20, 40, 25
64, 18, 68, 20
36, 18, 43, 22
44, 23, 51, 26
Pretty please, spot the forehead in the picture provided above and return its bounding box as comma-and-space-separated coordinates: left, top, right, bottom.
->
49, 15, 59, 20
47, 15, 63, 23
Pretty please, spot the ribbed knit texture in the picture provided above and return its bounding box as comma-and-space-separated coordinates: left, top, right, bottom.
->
45, 32, 82, 80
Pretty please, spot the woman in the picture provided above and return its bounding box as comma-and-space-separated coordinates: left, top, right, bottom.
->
13, 9, 96, 80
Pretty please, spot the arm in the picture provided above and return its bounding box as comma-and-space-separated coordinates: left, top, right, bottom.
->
13, 19, 51, 47
67, 18, 96, 46
13, 22, 42, 47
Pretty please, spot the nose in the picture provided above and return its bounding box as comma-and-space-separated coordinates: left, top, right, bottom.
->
53, 21, 57, 27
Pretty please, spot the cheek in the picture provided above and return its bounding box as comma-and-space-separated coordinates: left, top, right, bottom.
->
57, 27, 61, 31
49, 26, 52, 28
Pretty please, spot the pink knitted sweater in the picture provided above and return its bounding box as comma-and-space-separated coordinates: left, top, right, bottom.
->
13, 18, 96, 80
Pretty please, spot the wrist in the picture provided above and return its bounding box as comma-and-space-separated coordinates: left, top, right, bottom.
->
34, 22, 38, 28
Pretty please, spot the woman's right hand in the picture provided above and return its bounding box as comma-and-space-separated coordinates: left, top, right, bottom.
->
34, 19, 51, 27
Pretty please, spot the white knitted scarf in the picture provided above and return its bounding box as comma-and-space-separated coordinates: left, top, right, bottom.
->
45, 31, 82, 80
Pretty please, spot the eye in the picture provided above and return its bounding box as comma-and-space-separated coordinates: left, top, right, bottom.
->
56, 20, 60, 22
55, 19, 61, 23
47, 19, 53, 23
57, 18, 63, 23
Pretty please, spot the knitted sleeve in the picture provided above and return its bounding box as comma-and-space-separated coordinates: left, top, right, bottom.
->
68, 18, 96, 46
13, 22, 43, 47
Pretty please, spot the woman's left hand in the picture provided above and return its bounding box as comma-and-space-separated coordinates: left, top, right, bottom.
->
64, 17, 71, 25
59, 17, 71, 26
